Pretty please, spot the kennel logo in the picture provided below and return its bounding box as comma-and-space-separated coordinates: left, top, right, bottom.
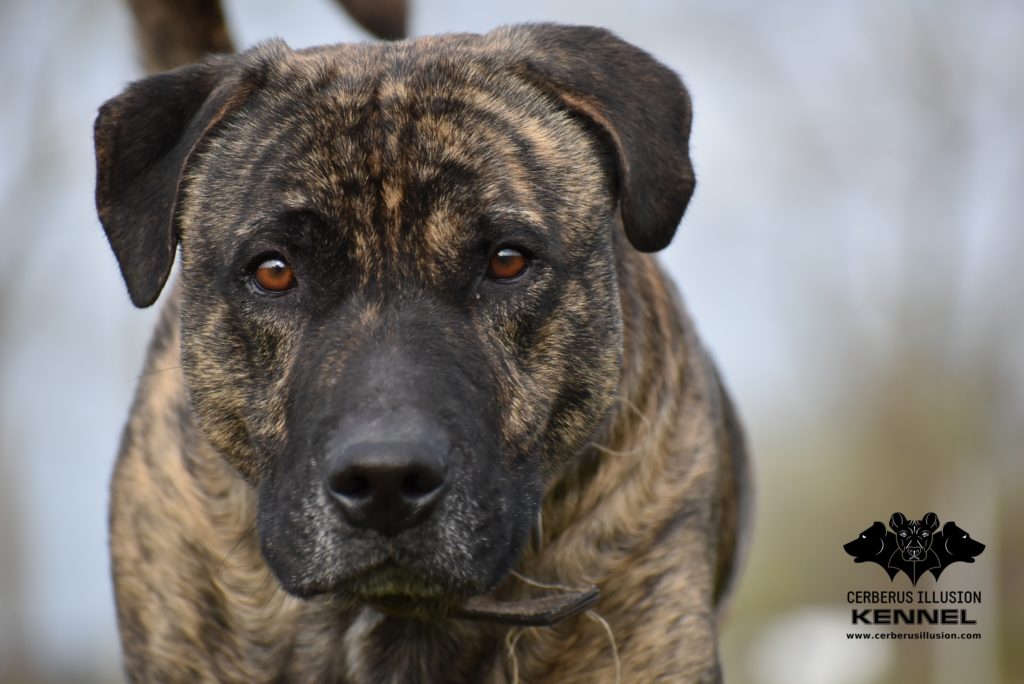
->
843, 512, 985, 585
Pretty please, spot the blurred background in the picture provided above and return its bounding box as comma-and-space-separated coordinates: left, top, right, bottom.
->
0, 0, 1020, 682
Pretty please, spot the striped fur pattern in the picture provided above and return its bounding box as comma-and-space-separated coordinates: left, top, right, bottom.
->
96, 24, 747, 683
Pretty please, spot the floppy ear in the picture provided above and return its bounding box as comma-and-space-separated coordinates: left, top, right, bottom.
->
507, 24, 695, 252
94, 53, 259, 307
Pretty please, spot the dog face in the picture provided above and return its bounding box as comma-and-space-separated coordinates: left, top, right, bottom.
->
940, 521, 985, 563
94, 26, 695, 608
889, 512, 938, 562
843, 521, 891, 562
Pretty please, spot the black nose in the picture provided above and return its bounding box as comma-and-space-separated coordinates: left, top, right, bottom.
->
326, 440, 448, 535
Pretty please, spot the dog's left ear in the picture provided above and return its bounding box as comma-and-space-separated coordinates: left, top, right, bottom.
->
506, 24, 695, 252
923, 512, 939, 532
94, 44, 283, 307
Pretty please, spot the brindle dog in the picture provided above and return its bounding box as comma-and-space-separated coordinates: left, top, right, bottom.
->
95, 13, 748, 684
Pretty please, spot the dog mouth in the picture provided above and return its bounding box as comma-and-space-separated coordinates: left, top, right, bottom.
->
347, 565, 456, 617
346, 564, 599, 626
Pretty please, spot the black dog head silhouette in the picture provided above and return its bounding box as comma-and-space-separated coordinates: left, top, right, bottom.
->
844, 521, 898, 579
890, 512, 938, 562
934, 521, 985, 566
844, 522, 889, 562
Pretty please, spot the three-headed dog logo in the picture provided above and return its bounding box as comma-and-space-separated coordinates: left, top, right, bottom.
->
844, 513, 985, 585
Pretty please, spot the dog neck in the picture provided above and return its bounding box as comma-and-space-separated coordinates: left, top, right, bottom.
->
498, 246, 737, 681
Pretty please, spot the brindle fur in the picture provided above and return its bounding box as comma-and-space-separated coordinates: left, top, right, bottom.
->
98, 12, 748, 684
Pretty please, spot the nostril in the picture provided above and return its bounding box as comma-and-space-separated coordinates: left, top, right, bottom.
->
328, 469, 372, 500
401, 465, 445, 499
324, 437, 450, 535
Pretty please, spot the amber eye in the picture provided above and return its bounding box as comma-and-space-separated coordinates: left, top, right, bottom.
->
252, 256, 296, 293
487, 247, 529, 281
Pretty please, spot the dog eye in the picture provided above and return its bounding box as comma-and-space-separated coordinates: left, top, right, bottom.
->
487, 247, 529, 281
252, 256, 296, 293
922, 531, 929, 537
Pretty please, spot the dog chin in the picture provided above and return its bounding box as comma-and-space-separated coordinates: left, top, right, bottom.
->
280, 558, 492, 608
343, 565, 470, 619
347, 564, 459, 600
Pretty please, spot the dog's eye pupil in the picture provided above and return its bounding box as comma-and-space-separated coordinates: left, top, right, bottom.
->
487, 247, 528, 280
253, 258, 295, 292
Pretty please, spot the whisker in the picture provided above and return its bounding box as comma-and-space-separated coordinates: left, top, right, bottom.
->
508, 571, 620, 683
510, 570, 579, 594
216, 517, 258, 578
583, 395, 655, 459
131, 364, 183, 382
585, 610, 621, 684
505, 626, 525, 684
530, 511, 544, 553
587, 442, 646, 458
613, 395, 652, 435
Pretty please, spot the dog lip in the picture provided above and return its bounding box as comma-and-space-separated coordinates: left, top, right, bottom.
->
337, 563, 599, 627
349, 568, 466, 621
361, 585, 602, 627
344, 562, 463, 603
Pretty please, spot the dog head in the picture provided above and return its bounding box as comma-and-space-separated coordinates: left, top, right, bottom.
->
94, 26, 694, 609
889, 512, 938, 563
843, 521, 892, 562
939, 521, 985, 563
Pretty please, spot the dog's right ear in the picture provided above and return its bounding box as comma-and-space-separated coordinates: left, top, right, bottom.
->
889, 512, 907, 530
497, 25, 695, 253
94, 53, 263, 307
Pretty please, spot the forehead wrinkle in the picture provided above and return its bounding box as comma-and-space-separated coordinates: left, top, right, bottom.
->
487, 206, 546, 229
255, 83, 383, 272
376, 88, 574, 284
473, 124, 542, 212
413, 99, 538, 188
222, 48, 600, 287
392, 220, 456, 288
420, 82, 593, 218
421, 205, 465, 257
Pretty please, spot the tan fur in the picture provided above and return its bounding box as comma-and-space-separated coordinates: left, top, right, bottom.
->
111, 258, 743, 682
100, 12, 747, 683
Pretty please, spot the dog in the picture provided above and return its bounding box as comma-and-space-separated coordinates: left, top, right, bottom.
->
929, 521, 986, 580
887, 512, 940, 585
889, 512, 939, 564
843, 521, 899, 580
95, 7, 748, 682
